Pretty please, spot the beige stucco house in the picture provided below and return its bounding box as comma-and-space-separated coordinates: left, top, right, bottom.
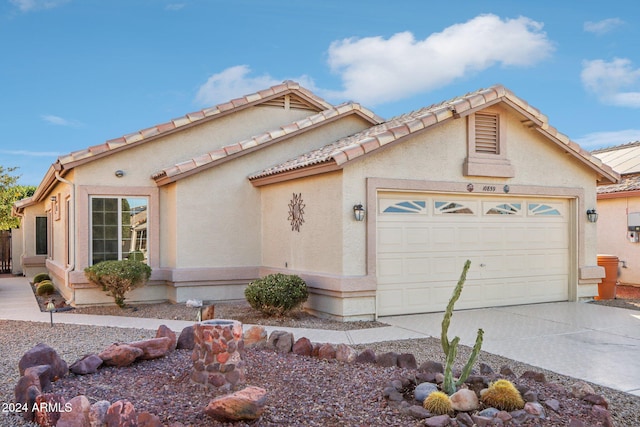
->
593, 142, 640, 285
13, 82, 618, 320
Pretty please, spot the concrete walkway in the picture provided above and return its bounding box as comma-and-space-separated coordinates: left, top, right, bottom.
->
2, 275, 640, 396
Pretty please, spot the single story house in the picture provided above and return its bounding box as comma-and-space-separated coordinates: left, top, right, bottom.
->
13, 82, 619, 320
593, 142, 640, 285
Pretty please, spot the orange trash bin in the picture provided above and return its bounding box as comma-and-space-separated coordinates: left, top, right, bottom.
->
596, 254, 619, 300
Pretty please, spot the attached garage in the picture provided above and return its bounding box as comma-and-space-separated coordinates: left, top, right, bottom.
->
376, 192, 571, 316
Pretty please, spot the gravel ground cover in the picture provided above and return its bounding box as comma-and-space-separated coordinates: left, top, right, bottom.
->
4, 283, 639, 426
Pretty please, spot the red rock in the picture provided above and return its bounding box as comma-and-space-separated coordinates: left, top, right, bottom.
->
292, 337, 313, 356
176, 326, 194, 350
25, 365, 53, 391
105, 400, 137, 427
317, 343, 336, 360
335, 344, 357, 363
128, 337, 172, 360
57, 395, 91, 427
205, 386, 267, 421
14, 370, 41, 407
33, 393, 66, 427
19, 343, 68, 380
69, 354, 102, 375
155, 325, 177, 350
89, 400, 110, 427
98, 344, 144, 367
355, 348, 377, 364
138, 411, 163, 427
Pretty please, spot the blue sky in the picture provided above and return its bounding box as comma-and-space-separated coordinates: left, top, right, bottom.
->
2, 0, 640, 186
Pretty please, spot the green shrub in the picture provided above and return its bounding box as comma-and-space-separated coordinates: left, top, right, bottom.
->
33, 273, 50, 284
84, 260, 152, 308
36, 281, 55, 296
244, 273, 308, 316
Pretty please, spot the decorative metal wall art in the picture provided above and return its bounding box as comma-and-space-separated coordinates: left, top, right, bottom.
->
288, 193, 305, 232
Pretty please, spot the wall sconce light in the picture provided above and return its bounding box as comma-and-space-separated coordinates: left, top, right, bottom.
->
46, 299, 55, 327
115, 170, 125, 178
50, 196, 57, 202
586, 209, 598, 223
353, 204, 365, 222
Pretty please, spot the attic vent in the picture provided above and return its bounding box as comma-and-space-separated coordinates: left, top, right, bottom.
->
475, 112, 499, 154
261, 94, 321, 111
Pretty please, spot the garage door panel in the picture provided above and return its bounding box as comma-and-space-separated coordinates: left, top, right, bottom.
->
377, 194, 571, 316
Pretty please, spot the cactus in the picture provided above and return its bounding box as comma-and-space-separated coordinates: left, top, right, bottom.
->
36, 280, 55, 296
33, 272, 50, 284
440, 260, 484, 395
423, 391, 453, 415
481, 379, 525, 411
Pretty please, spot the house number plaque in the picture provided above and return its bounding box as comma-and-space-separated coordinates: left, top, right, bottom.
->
467, 183, 510, 194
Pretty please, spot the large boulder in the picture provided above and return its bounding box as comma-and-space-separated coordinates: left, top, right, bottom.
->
19, 343, 68, 380
205, 386, 267, 421
267, 330, 293, 353
176, 326, 194, 350
335, 344, 357, 363
56, 395, 91, 427
243, 325, 267, 348
105, 400, 137, 427
128, 337, 173, 360
70, 354, 103, 375
98, 344, 144, 367
89, 400, 110, 427
33, 393, 66, 427
292, 337, 313, 356
450, 388, 479, 412
155, 325, 177, 350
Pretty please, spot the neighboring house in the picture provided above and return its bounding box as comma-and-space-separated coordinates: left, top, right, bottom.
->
593, 142, 640, 285
13, 82, 618, 320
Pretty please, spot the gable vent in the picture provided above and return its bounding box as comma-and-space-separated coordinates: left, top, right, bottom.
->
475, 112, 499, 154
261, 94, 322, 112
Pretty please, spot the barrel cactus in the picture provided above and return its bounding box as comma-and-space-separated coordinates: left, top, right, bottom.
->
481, 379, 525, 411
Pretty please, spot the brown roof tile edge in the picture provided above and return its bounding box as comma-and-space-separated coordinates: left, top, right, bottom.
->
151, 102, 384, 181
57, 81, 331, 167
592, 140, 640, 154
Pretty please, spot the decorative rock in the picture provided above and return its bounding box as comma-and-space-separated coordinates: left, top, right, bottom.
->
591, 404, 614, 426
424, 414, 452, 427
335, 343, 357, 363
138, 411, 163, 427
571, 380, 595, 399
471, 414, 495, 427
397, 353, 417, 369
455, 411, 475, 427
496, 410, 513, 423
14, 370, 41, 406
419, 360, 444, 374
317, 343, 336, 360
243, 325, 267, 348
69, 354, 103, 375
176, 326, 195, 350
405, 404, 431, 419
499, 365, 515, 376
479, 362, 494, 375
89, 400, 111, 427
25, 365, 53, 392
57, 395, 91, 427
583, 393, 608, 409
545, 398, 561, 412
267, 330, 294, 353
376, 351, 397, 367
355, 348, 377, 364
292, 337, 313, 356
201, 304, 215, 320
155, 325, 177, 350
477, 407, 499, 418
464, 375, 488, 395
414, 382, 438, 403
387, 390, 404, 401
389, 379, 403, 391
105, 400, 137, 427
33, 393, 66, 427
19, 343, 68, 380
450, 388, 479, 412
128, 337, 173, 360
205, 386, 267, 421
98, 344, 144, 367
524, 401, 546, 418
434, 373, 445, 384
416, 371, 436, 383
520, 370, 546, 383
523, 390, 538, 402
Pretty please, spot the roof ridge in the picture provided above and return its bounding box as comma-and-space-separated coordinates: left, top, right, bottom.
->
591, 140, 640, 154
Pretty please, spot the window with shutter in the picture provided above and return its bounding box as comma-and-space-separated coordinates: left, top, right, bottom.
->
475, 112, 499, 154
463, 108, 514, 178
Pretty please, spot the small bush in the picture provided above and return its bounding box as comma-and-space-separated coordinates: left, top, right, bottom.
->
244, 273, 308, 316
84, 260, 152, 308
36, 281, 55, 296
33, 273, 50, 284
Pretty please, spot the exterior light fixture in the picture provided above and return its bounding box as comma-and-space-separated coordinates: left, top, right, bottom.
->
46, 300, 56, 327
50, 196, 57, 202
115, 170, 125, 178
586, 209, 598, 223
353, 204, 365, 222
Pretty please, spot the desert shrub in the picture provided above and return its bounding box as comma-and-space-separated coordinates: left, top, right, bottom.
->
36, 280, 55, 296
244, 273, 308, 316
84, 260, 151, 308
33, 273, 50, 284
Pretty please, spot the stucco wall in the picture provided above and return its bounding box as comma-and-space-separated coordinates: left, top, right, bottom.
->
597, 196, 640, 285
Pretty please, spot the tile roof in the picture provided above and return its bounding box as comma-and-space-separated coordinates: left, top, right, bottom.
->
151, 102, 384, 184
249, 85, 619, 184
55, 81, 332, 170
597, 173, 640, 194
592, 141, 640, 175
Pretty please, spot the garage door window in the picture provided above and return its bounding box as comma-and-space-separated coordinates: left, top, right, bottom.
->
484, 202, 522, 215
381, 200, 427, 214
528, 203, 561, 216
434, 201, 475, 215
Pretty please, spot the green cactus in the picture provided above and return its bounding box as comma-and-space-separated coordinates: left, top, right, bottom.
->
423, 391, 453, 415
440, 260, 484, 395
481, 379, 525, 411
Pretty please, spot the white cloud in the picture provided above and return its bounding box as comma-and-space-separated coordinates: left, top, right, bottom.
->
326, 14, 554, 105
194, 65, 316, 106
10, 0, 70, 12
575, 130, 640, 150
0, 149, 61, 157
584, 18, 624, 35
41, 114, 82, 127
581, 58, 640, 108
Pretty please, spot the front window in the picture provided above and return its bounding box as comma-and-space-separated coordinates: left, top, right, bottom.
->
35, 216, 47, 255
91, 197, 148, 265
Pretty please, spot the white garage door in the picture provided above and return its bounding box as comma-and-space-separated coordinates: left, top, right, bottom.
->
376, 192, 571, 316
